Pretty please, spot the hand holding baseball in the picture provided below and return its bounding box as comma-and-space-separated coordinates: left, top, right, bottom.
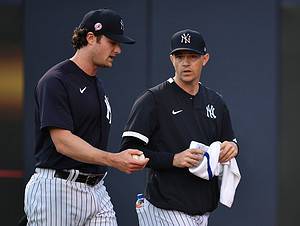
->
132, 153, 146, 160
111, 149, 148, 174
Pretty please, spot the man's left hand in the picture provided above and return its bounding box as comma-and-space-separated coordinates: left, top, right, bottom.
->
219, 141, 238, 163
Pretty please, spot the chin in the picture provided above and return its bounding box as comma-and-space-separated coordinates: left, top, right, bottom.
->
106, 60, 113, 68
105, 63, 113, 68
181, 75, 195, 82
97, 62, 112, 68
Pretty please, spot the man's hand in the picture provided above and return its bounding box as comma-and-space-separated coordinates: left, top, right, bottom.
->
219, 141, 238, 163
109, 149, 149, 174
173, 148, 204, 168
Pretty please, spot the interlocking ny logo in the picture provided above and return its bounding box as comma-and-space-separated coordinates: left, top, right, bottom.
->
104, 95, 112, 124
120, 19, 124, 30
181, 33, 191, 44
206, 104, 216, 119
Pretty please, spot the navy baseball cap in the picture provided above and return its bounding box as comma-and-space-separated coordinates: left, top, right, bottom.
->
170, 29, 207, 55
79, 9, 135, 44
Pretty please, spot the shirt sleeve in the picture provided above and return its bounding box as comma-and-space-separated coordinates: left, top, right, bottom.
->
36, 76, 74, 131
122, 90, 156, 144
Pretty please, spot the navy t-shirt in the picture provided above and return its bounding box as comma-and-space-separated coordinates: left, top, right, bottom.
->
34, 60, 112, 174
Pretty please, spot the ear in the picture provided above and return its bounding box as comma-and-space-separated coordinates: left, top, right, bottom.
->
169, 54, 175, 67
202, 53, 210, 66
86, 32, 96, 45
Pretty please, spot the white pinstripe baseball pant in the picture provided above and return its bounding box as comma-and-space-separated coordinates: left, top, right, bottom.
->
24, 168, 117, 226
136, 199, 209, 226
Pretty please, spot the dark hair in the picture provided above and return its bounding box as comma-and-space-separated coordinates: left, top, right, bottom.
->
71, 27, 102, 50
72, 27, 88, 50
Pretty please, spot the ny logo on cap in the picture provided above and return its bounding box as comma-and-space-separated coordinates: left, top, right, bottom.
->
181, 33, 191, 44
120, 19, 124, 31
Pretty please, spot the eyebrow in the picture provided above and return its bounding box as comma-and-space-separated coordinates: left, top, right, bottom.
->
175, 53, 200, 56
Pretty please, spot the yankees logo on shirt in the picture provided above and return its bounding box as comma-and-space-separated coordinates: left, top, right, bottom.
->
206, 104, 216, 119
104, 95, 112, 124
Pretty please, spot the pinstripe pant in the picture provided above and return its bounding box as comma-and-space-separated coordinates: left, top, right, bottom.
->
136, 199, 209, 226
24, 168, 118, 226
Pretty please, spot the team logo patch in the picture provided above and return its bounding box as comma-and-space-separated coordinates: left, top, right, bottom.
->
181, 33, 191, 44
94, 22, 102, 31
120, 19, 124, 30
104, 95, 112, 124
206, 104, 216, 119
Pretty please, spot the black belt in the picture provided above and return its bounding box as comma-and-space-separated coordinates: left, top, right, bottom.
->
54, 170, 105, 186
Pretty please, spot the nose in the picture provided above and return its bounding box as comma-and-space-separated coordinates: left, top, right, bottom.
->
182, 56, 190, 66
114, 43, 122, 54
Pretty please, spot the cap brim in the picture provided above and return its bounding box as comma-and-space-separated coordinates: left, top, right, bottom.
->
105, 33, 135, 44
170, 48, 205, 55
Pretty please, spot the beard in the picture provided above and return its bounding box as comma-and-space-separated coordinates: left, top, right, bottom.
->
94, 59, 113, 68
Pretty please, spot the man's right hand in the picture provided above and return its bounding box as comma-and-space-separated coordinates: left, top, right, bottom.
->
109, 149, 149, 174
173, 148, 204, 168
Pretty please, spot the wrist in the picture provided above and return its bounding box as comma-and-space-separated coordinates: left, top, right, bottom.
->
172, 153, 178, 167
230, 141, 239, 156
104, 152, 115, 167
94, 149, 115, 167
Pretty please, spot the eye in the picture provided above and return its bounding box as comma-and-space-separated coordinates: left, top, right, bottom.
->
108, 39, 118, 46
190, 54, 200, 59
175, 55, 184, 60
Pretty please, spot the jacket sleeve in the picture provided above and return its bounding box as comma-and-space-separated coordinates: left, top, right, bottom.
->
120, 136, 174, 170
121, 90, 175, 169
220, 102, 240, 153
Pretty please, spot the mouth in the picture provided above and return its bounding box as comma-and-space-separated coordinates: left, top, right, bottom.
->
108, 56, 116, 61
182, 70, 192, 73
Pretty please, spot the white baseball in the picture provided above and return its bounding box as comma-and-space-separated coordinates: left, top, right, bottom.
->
132, 154, 145, 160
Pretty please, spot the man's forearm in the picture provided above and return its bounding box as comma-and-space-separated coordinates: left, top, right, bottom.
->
50, 128, 113, 166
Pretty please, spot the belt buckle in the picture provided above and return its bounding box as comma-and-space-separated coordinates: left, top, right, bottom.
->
86, 175, 97, 186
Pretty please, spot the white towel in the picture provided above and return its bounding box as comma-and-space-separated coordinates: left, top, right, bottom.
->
189, 141, 221, 180
188, 141, 241, 208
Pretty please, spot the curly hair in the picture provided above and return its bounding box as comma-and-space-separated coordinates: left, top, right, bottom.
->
71, 28, 102, 50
